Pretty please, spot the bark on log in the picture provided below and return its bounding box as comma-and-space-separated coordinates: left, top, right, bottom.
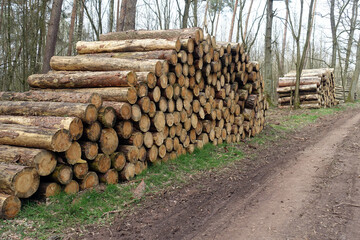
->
50, 56, 166, 77
276, 84, 318, 93
0, 124, 72, 152
0, 145, 56, 176
76, 39, 181, 54
100, 27, 203, 44
0, 193, 21, 219
0, 164, 39, 198
278, 76, 321, 87
0, 101, 98, 125
0, 90, 103, 110
0, 116, 83, 141
28, 71, 136, 88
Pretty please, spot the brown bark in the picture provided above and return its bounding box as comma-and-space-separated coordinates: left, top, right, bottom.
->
28, 71, 136, 88
0, 145, 56, 176
0, 124, 71, 152
67, 0, 77, 56
0, 164, 39, 198
50, 56, 166, 77
100, 27, 203, 44
0, 115, 83, 141
42, 0, 63, 73
0, 101, 98, 124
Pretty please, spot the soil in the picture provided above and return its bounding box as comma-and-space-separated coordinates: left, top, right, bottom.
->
75, 107, 360, 240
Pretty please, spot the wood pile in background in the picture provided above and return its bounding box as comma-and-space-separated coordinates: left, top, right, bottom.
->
0, 27, 267, 219
277, 68, 338, 109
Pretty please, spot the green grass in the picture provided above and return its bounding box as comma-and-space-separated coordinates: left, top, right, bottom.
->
1, 101, 359, 239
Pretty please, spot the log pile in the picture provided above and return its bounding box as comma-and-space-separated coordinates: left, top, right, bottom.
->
277, 68, 338, 109
0, 27, 267, 219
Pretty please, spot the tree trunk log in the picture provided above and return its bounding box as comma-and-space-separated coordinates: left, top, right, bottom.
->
63, 180, 79, 194
0, 91, 103, 110
50, 164, 73, 185
0, 116, 83, 141
97, 106, 117, 128
73, 162, 89, 180
0, 124, 72, 152
76, 39, 181, 54
80, 171, 99, 190
88, 50, 178, 65
118, 145, 139, 163
37, 182, 61, 198
0, 164, 40, 198
0, 145, 56, 176
110, 152, 126, 171
28, 71, 136, 88
99, 128, 119, 155
115, 121, 133, 139
0, 101, 98, 125
50, 56, 166, 77
119, 162, 135, 181
89, 153, 111, 173
80, 141, 98, 160
100, 27, 203, 44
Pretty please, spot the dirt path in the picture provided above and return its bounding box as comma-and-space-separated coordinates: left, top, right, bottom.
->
79, 108, 360, 240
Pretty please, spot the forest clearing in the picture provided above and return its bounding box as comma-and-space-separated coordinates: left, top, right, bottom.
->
2, 0, 360, 239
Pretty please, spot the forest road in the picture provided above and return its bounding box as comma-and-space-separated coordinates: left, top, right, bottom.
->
79, 108, 360, 240
192, 110, 360, 240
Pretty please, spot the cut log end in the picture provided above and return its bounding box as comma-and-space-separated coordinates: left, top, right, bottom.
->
69, 117, 84, 140
64, 180, 80, 195
51, 129, 72, 152
14, 167, 40, 198
100, 128, 119, 155
99, 169, 119, 184
80, 172, 99, 190
0, 194, 21, 219
36, 151, 57, 176
84, 104, 99, 124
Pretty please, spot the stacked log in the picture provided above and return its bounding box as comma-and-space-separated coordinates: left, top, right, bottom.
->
0, 27, 267, 219
277, 68, 338, 109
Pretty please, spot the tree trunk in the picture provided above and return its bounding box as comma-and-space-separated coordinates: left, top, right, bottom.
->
0, 145, 56, 176
99, 128, 119, 155
67, 0, 77, 56
37, 182, 61, 198
117, 0, 127, 31
42, 0, 63, 73
123, 0, 137, 30
0, 164, 40, 198
99, 169, 118, 184
108, 0, 114, 32
228, 0, 239, 42
264, 0, 273, 101
63, 180, 79, 194
347, 34, 360, 101
79, 171, 99, 190
89, 153, 111, 173
182, 0, 191, 28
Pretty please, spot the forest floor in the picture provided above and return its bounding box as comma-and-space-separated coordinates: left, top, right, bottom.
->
2, 103, 360, 240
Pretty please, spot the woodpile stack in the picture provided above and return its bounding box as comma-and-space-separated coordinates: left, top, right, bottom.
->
277, 68, 338, 109
0, 27, 267, 219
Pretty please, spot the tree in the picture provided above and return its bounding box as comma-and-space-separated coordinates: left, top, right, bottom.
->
347, 36, 360, 102
264, 0, 274, 102
67, 0, 77, 56
285, 0, 317, 108
182, 0, 191, 28
118, 0, 137, 31
42, 0, 63, 73
228, 0, 239, 41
